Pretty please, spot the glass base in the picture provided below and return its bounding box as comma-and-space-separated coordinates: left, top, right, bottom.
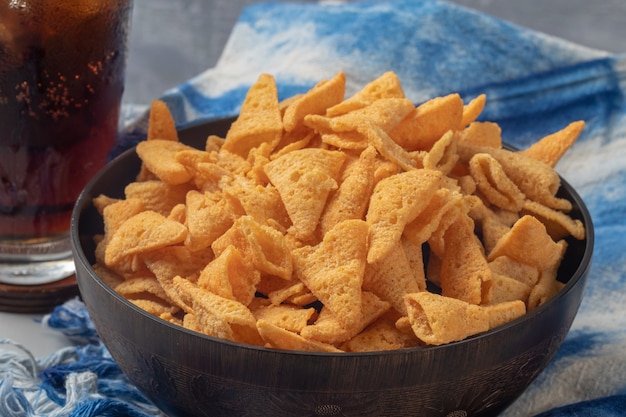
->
0, 234, 76, 285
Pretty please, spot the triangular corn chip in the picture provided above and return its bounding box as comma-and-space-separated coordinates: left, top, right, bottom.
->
422, 130, 459, 174
520, 121, 584, 167
469, 153, 525, 212
403, 188, 464, 246
222, 73, 283, 157
404, 292, 489, 345
364, 240, 424, 315
256, 319, 342, 352
173, 276, 257, 329
305, 97, 414, 135
521, 199, 585, 240
197, 245, 260, 306
252, 304, 316, 333
300, 291, 390, 344
147, 99, 178, 141
144, 246, 215, 311
482, 300, 526, 329
458, 121, 501, 148
391, 93, 464, 151
211, 215, 292, 280
326, 71, 406, 117
104, 211, 187, 266
458, 94, 486, 130
184, 190, 236, 251
488, 215, 564, 270
360, 120, 418, 171
320, 145, 377, 235
292, 219, 368, 329
124, 180, 193, 217
440, 214, 492, 305
264, 148, 345, 240
366, 169, 442, 263
283, 71, 346, 132
136, 140, 196, 185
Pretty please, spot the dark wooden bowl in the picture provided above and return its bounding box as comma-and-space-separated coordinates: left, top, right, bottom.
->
70, 118, 594, 417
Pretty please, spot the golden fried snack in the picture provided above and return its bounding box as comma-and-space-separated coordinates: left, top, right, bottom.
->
92, 71, 585, 352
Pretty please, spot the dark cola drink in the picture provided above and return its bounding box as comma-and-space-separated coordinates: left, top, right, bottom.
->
0, 0, 132, 283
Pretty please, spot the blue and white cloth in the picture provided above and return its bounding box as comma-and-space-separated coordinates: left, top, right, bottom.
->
2, 0, 626, 416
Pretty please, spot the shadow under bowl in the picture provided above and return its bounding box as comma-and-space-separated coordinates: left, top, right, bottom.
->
70, 117, 594, 417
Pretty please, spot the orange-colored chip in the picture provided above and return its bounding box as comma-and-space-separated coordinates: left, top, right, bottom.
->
488, 255, 539, 288
465, 195, 516, 254
423, 130, 459, 174
205, 134, 225, 153
130, 297, 180, 317
366, 169, 442, 263
114, 274, 163, 296
305, 97, 414, 135
147, 99, 178, 141
326, 71, 406, 117
144, 246, 215, 310
459, 94, 486, 129
404, 291, 489, 345
360, 120, 418, 171
440, 214, 492, 305
390, 93, 464, 151
125, 180, 193, 217
197, 245, 260, 306
403, 188, 465, 247
135, 140, 196, 185
264, 148, 345, 240
222, 73, 283, 158
175, 148, 215, 179
256, 319, 342, 352
274, 127, 318, 156
283, 71, 346, 132
167, 203, 186, 223
469, 152, 525, 212
252, 303, 316, 333
104, 211, 187, 267
319, 145, 377, 236
193, 162, 233, 193
342, 314, 420, 352
184, 190, 235, 252
482, 300, 526, 329
320, 131, 368, 150
488, 215, 565, 271
489, 147, 572, 211
101, 197, 145, 237
364, 240, 425, 315
401, 237, 427, 291
527, 240, 567, 310
211, 215, 293, 280
267, 281, 309, 306
458, 121, 502, 148
222, 179, 291, 230
292, 219, 368, 329
92, 263, 125, 289
522, 200, 585, 240
300, 291, 390, 344
92, 194, 119, 215
173, 276, 257, 329
482, 273, 532, 305
520, 121, 584, 167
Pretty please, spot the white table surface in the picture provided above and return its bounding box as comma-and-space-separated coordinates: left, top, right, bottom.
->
2, 0, 626, 357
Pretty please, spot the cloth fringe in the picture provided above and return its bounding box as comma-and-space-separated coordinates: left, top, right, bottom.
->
0, 299, 166, 417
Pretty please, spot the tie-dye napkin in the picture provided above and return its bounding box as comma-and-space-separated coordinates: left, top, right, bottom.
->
2, 1, 625, 416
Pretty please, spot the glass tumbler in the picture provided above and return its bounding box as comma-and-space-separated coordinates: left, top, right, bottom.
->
0, 0, 133, 285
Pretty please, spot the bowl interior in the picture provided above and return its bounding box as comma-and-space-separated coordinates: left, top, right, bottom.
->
70, 117, 594, 417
